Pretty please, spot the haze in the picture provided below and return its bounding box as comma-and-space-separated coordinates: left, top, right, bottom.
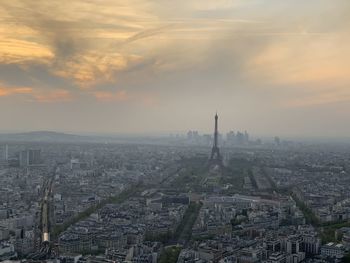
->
1, 0, 349, 138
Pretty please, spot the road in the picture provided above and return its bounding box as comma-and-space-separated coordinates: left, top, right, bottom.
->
41, 177, 53, 243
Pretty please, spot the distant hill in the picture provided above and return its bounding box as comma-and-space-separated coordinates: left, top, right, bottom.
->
0, 131, 91, 143
0, 131, 183, 145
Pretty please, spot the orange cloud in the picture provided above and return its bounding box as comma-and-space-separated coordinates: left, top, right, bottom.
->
34, 89, 72, 103
53, 52, 143, 88
246, 34, 350, 107
0, 85, 33, 96
285, 87, 350, 107
93, 90, 129, 102
249, 35, 350, 86
0, 83, 72, 102
92, 90, 158, 107
0, 39, 54, 64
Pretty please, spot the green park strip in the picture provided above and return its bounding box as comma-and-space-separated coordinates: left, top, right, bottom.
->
145, 201, 203, 244
52, 183, 144, 239
159, 246, 182, 263
174, 202, 202, 242
291, 193, 350, 244
291, 193, 320, 226
319, 221, 350, 244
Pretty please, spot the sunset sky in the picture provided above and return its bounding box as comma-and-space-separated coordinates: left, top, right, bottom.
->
1, 0, 350, 137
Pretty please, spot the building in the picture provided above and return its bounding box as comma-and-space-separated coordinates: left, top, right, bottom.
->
342, 230, 350, 249
0, 242, 17, 261
320, 243, 345, 259
59, 253, 82, 263
19, 149, 41, 167
268, 252, 286, 263
0, 145, 8, 163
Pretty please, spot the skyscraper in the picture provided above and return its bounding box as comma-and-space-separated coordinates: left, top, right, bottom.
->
5, 145, 8, 161
19, 149, 41, 167
0, 145, 8, 163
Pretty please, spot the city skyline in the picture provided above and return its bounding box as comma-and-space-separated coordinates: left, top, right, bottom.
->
2, 2, 350, 259
1, 1, 350, 137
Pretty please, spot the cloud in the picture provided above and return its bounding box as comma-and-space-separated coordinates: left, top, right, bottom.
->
248, 34, 350, 85
0, 85, 33, 97
33, 89, 72, 103
285, 86, 350, 107
93, 90, 128, 102
0, 39, 53, 64
1, 0, 350, 135
0, 83, 72, 103
53, 52, 146, 88
92, 89, 158, 108
0, 0, 268, 88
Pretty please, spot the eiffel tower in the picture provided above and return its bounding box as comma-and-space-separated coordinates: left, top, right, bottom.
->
209, 113, 223, 166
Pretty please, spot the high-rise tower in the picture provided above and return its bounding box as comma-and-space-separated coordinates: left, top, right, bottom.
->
210, 113, 222, 165
5, 145, 8, 161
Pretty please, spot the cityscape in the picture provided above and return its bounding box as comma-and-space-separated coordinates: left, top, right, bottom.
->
1, 1, 350, 263
0, 114, 350, 263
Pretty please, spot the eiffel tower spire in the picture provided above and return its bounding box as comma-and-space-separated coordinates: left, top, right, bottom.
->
210, 112, 222, 165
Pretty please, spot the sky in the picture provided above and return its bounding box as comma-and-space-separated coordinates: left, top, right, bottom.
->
0, 0, 350, 138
